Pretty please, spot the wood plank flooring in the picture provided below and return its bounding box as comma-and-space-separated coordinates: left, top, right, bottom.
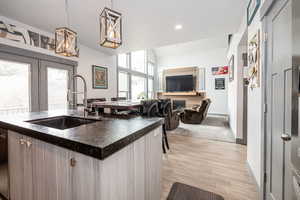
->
161, 134, 259, 200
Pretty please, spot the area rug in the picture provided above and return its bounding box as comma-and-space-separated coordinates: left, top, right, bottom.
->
169, 115, 235, 143
167, 182, 224, 200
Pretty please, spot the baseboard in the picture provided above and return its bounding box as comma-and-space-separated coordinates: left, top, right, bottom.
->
207, 113, 228, 117
246, 161, 260, 198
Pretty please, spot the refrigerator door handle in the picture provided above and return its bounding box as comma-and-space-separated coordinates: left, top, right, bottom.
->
293, 176, 300, 200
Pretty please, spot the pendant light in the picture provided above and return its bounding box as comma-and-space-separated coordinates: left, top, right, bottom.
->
99, 0, 122, 49
55, 0, 79, 57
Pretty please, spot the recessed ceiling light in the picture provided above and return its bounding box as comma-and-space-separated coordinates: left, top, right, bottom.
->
175, 24, 183, 30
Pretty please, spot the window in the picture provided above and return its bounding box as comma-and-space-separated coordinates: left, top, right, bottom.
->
48, 67, 69, 110
131, 76, 146, 100
148, 62, 154, 76
117, 50, 156, 100
148, 78, 154, 99
118, 53, 128, 68
118, 71, 129, 98
131, 50, 145, 73
0, 59, 30, 115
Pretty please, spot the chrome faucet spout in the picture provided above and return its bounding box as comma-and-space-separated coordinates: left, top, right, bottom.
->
70, 74, 89, 117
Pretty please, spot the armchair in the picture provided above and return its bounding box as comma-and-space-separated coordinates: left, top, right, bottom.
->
180, 98, 211, 124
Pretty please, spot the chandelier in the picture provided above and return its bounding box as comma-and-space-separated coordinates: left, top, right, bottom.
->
100, 0, 122, 49
55, 0, 79, 57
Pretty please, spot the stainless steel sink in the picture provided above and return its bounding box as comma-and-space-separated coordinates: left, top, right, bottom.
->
27, 116, 99, 130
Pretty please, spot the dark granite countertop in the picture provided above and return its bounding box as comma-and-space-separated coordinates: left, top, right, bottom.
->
0, 110, 164, 160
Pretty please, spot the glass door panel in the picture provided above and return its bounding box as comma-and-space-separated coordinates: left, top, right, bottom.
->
47, 67, 69, 110
0, 59, 30, 115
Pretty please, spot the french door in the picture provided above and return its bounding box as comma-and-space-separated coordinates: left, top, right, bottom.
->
0, 52, 75, 114
0, 52, 39, 114
39, 61, 74, 111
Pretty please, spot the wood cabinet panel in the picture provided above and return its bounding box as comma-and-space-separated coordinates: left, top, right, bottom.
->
8, 127, 162, 200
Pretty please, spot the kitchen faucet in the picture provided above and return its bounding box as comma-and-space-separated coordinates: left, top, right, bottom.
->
68, 74, 90, 117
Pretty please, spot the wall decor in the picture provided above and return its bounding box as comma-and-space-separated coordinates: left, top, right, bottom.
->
248, 30, 260, 89
215, 78, 225, 90
212, 66, 228, 75
92, 65, 108, 89
0, 19, 56, 53
247, 0, 261, 25
229, 55, 234, 82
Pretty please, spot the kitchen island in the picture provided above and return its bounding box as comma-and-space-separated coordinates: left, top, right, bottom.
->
0, 110, 164, 200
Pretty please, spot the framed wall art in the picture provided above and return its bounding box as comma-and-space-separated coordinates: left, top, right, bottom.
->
247, 0, 261, 25
211, 66, 228, 75
248, 30, 260, 89
92, 65, 108, 89
215, 78, 225, 90
229, 55, 234, 82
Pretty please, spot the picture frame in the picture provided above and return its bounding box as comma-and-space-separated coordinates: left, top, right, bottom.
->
247, 0, 261, 26
92, 65, 108, 89
215, 78, 225, 90
229, 55, 234, 82
248, 29, 260, 89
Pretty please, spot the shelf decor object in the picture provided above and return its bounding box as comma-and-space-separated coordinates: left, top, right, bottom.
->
99, 0, 122, 49
55, 0, 79, 57
247, 0, 261, 25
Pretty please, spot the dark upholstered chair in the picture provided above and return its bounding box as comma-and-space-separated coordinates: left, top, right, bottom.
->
87, 98, 106, 114
140, 99, 159, 117
158, 99, 180, 131
180, 98, 211, 124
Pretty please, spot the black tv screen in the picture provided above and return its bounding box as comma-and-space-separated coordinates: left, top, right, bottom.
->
166, 75, 194, 92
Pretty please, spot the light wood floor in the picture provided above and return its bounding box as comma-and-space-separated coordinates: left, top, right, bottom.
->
161, 134, 259, 200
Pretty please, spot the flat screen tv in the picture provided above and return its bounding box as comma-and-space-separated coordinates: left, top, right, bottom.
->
166, 75, 194, 92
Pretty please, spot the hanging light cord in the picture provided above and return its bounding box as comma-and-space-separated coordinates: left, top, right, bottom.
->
65, 0, 70, 27
111, 0, 113, 9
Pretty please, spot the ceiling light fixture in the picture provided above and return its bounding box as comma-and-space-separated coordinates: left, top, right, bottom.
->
99, 0, 122, 49
55, 0, 79, 57
175, 24, 183, 30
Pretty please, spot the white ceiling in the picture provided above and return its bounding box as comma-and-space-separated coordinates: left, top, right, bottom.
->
0, 0, 247, 55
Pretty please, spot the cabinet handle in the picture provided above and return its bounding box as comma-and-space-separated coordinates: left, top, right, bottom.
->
20, 138, 26, 145
70, 158, 76, 167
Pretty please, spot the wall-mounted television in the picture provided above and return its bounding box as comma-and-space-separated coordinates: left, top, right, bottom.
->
166, 75, 194, 92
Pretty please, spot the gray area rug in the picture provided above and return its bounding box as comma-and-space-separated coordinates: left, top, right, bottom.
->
169, 115, 235, 143
167, 182, 224, 200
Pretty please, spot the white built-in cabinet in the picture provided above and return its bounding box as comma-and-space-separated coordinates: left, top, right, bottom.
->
8, 127, 162, 200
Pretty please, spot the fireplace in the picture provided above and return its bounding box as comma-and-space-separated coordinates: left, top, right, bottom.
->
173, 100, 186, 110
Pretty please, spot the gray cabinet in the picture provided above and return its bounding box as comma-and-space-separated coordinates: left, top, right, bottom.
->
8, 127, 162, 200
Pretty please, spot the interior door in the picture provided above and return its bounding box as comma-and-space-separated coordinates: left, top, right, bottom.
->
0, 52, 39, 113
39, 60, 74, 111
265, 0, 293, 199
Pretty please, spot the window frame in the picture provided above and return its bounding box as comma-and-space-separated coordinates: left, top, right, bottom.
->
117, 50, 156, 100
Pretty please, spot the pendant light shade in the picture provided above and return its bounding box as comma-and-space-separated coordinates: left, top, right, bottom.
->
100, 7, 122, 49
55, 0, 79, 57
55, 27, 79, 57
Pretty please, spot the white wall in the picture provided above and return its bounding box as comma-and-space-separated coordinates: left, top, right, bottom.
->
246, 9, 263, 187
227, 4, 264, 187
77, 45, 117, 102
157, 47, 229, 115
0, 16, 117, 102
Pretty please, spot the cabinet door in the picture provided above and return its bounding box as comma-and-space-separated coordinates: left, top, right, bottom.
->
145, 127, 162, 200
31, 138, 72, 200
8, 131, 33, 200
70, 151, 101, 200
